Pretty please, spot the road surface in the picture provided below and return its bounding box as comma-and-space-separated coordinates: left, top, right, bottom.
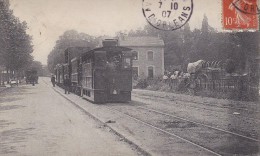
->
0, 78, 139, 156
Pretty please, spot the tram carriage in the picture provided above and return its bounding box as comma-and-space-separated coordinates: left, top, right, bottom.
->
63, 63, 70, 80
25, 69, 38, 84
56, 39, 133, 103
80, 45, 132, 103
70, 57, 82, 95
55, 64, 64, 85
55, 63, 70, 87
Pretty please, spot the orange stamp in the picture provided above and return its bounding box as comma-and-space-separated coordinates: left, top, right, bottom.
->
223, 0, 259, 30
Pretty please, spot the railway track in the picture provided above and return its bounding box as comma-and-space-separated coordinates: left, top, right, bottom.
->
46, 79, 259, 156
137, 106, 259, 141
132, 93, 260, 122
105, 106, 222, 156
132, 92, 259, 112
105, 104, 259, 156
132, 94, 260, 139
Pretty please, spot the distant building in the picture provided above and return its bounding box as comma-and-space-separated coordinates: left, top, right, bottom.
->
119, 36, 164, 79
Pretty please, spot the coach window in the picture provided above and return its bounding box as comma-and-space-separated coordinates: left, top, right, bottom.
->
123, 57, 131, 68
148, 66, 154, 78
147, 51, 153, 61
132, 67, 138, 80
132, 51, 138, 60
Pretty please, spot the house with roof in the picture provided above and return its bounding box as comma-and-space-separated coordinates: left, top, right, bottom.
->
119, 36, 164, 79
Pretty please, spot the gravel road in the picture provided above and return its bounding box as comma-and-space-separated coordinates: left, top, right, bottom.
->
0, 78, 139, 156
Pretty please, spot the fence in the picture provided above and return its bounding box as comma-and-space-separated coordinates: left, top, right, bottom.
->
167, 75, 259, 101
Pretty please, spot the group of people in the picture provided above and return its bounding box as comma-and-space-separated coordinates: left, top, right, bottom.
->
162, 70, 193, 90
163, 71, 191, 83
51, 75, 71, 94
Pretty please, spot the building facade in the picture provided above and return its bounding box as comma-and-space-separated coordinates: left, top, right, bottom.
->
119, 36, 164, 79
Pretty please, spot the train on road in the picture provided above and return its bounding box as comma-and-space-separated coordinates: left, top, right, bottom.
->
55, 39, 133, 103
25, 69, 38, 85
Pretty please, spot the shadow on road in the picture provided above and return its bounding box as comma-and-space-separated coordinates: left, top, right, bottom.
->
0, 85, 36, 155
0, 86, 30, 110
0, 128, 35, 155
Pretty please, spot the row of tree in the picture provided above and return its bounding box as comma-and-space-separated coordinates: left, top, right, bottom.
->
127, 15, 259, 73
48, 15, 259, 75
47, 30, 100, 73
0, 0, 34, 79
30, 61, 50, 77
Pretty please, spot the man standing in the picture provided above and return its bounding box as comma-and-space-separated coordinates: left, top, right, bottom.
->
63, 75, 71, 94
51, 75, 56, 87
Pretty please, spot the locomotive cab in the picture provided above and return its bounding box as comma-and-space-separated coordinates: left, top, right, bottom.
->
81, 42, 132, 103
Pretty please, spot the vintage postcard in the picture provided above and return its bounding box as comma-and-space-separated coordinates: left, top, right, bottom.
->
0, 0, 259, 155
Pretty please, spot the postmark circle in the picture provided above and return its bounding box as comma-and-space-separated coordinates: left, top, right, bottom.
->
142, 0, 193, 31
229, 0, 260, 15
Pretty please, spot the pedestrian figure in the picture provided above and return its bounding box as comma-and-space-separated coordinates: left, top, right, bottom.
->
30, 75, 35, 86
163, 71, 169, 83
63, 75, 71, 94
51, 75, 56, 87
163, 74, 168, 83
170, 73, 177, 89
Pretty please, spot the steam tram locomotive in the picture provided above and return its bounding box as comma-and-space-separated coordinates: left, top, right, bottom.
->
55, 39, 133, 103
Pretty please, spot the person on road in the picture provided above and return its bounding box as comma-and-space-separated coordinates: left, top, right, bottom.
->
51, 75, 56, 87
63, 75, 71, 94
31, 75, 36, 86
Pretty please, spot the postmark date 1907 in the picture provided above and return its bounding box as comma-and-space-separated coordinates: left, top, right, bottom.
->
142, 0, 193, 31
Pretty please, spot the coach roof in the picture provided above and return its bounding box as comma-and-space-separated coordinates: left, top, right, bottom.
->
81, 46, 132, 59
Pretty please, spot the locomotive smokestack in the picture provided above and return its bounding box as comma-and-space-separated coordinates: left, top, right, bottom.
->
102, 39, 118, 47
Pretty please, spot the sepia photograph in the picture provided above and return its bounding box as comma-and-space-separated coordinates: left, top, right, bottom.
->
0, 0, 259, 155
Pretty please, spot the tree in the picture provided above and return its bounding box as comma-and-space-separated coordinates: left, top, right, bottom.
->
47, 30, 99, 73
124, 15, 258, 74
0, 0, 10, 66
0, 0, 33, 81
201, 14, 209, 34
28, 61, 49, 76
5, 19, 33, 71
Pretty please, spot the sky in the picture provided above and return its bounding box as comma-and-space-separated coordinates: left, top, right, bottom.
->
9, 0, 222, 65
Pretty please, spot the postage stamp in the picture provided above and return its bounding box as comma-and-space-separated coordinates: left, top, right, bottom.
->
142, 0, 193, 31
223, 0, 259, 30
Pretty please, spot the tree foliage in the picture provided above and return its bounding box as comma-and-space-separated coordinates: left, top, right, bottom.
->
28, 61, 50, 76
127, 15, 259, 73
0, 0, 33, 72
47, 30, 99, 73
